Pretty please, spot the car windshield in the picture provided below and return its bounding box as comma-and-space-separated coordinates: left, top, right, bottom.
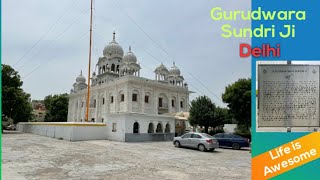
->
200, 133, 213, 138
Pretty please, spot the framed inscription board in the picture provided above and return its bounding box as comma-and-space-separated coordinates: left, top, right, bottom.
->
258, 65, 320, 127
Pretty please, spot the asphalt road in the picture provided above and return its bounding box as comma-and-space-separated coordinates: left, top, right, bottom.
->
2, 131, 251, 180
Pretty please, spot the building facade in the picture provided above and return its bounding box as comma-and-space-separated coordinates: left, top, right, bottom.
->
67, 32, 191, 141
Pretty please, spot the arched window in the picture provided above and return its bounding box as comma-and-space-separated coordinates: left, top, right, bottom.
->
133, 122, 139, 133
156, 123, 163, 133
132, 90, 139, 102
148, 123, 154, 133
116, 65, 120, 73
111, 64, 115, 72
180, 99, 185, 109
165, 123, 170, 133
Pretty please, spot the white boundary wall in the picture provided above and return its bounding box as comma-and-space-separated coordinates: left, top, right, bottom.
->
17, 122, 108, 141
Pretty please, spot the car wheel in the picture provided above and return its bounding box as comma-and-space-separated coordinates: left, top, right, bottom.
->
198, 144, 206, 152
232, 143, 240, 150
174, 141, 181, 148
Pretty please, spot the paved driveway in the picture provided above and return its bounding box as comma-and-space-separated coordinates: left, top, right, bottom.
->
2, 131, 251, 180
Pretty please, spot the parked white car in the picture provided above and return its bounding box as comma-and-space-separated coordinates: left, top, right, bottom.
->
173, 132, 219, 152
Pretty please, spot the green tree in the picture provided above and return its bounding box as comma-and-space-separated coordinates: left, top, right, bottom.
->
44, 94, 69, 122
222, 78, 251, 130
2, 64, 33, 124
44, 95, 53, 110
189, 96, 217, 133
214, 107, 232, 125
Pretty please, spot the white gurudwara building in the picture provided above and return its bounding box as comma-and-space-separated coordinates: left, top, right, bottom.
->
67, 32, 191, 142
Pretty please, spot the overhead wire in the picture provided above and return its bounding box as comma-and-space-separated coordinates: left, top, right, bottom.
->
22, 30, 89, 80
13, 0, 82, 68
101, 1, 225, 105
16, 8, 91, 72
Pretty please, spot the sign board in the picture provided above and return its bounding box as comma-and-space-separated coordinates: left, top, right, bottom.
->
258, 65, 320, 127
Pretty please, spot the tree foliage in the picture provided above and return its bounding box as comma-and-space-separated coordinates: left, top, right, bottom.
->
189, 96, 222, 133
222, 78, 251, 130
215, 107, 233, 125
44, 95, 53, 110
2, 64, 33, 124
44, 94, 69, 122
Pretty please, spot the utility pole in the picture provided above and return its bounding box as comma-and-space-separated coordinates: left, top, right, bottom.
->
85, 0, 93, 122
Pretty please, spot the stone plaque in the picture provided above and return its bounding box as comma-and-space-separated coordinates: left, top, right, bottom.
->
258, 65, 320, 127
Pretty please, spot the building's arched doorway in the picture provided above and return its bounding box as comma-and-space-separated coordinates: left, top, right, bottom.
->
148, 123, 154, 133
156, 123, 163, 133
165, 123, 170, 133
133, 122, 139, 133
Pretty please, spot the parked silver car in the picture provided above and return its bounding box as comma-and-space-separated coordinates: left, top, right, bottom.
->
173, 132, 219, 152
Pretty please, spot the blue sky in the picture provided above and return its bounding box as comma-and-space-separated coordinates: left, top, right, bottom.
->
2, 0, 251, 107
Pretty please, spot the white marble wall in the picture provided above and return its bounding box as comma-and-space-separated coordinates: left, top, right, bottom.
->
67, 77, 189, 122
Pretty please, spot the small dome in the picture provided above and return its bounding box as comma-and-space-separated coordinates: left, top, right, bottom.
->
130, 62, 141, 70
176, 75, 184, 81
97, 57, 107, 65
123, 46, 137, 63
155, 63, 169, 73
103, 32, 124, 58
92, 72, 97, 81
169, 62, 181, 76
76, 70, 86, 84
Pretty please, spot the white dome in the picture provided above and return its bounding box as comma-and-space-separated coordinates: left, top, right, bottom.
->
176, 75, 184, 81
76, 71, 86, 84
123, 46, 137, 63
103, 32, 124, 58
155, 63, 169, 73
130, 62, 141, 70
91, 71, 97, 81
169, 62, 181, 76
